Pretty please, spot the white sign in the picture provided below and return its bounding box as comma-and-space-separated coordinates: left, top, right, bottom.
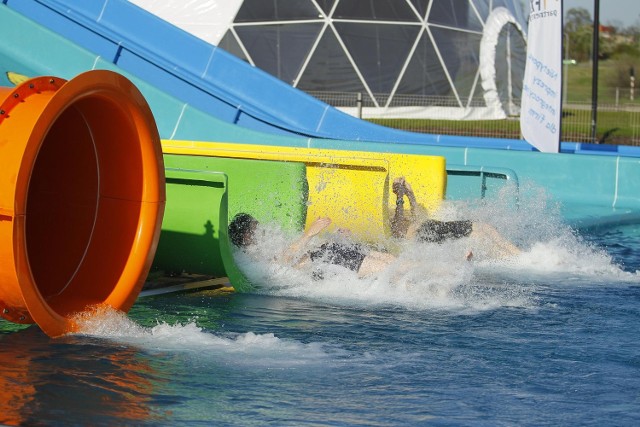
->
520, 0, 563, 153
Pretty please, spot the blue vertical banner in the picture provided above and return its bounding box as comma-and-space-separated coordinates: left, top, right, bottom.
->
520, 0, 563, 153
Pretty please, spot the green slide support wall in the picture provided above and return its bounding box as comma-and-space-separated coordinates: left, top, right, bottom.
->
153, 157, 307, 292
163, 155, 308, 231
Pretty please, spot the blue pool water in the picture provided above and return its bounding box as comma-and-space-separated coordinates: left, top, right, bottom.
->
2, 195, 640, 426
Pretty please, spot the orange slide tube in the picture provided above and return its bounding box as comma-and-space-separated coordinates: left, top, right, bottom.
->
0, 70, 165, 337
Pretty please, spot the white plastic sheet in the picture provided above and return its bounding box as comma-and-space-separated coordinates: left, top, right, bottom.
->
128, 0, 242, 45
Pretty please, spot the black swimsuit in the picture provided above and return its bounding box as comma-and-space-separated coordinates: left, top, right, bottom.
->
308, 242, 367, 272
416, 220, 473, 243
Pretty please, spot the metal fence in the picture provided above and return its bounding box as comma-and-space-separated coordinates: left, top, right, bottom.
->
307, 90, 640, 146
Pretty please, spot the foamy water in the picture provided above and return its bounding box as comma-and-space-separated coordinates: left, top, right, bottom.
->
3, 206, 640, 426
73, 305, 332, 367
68, 185, 640, 372
234, 184, 639, 313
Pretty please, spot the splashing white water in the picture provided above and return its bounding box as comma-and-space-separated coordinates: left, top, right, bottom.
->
234, 182, 639, 311
72, 305, 330, 366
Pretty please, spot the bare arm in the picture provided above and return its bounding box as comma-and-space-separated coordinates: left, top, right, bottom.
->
403, 180, 418, 216
391, 177, 417, 238
471, 222, 520, 258
391, 178, 406, 237
281, 217, 332, 263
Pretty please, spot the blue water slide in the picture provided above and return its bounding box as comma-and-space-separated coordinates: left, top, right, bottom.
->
9, 0, 640, 157
2, 0, 542, 150
4, 0, 640, 229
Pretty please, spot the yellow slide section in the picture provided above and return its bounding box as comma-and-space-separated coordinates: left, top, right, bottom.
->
162, 141, 446, 242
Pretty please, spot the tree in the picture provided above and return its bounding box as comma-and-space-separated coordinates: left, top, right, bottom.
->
564, 8, 593, 61
565, 7, 591, 33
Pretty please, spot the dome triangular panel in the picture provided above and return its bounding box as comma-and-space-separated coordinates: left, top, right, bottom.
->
297, 29, 370, 97
408, 0, 431, 19
335, 22, 421, 94
218, 32, 249, 62
332, 0, 419, 21
430, 27, 482, 102
427, 0, 484, 31
235, 0, 321, 22
236, 23, 323, 84
394, 33, 453, 100
316, 0, 337, 15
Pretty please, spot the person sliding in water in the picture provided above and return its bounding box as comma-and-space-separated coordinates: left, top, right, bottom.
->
228, 178, 518, 280
228, 213, 397, 278
390, 177, 520, 259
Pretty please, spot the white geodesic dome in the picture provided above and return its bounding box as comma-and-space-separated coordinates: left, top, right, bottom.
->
130, 0, 528, 120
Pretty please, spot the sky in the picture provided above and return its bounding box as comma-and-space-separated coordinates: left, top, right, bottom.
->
562, 0, 640, 28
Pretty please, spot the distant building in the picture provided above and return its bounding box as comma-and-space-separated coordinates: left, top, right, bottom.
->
131, 0, 528, 120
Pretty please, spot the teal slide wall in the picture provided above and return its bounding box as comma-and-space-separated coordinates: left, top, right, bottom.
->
1, 4, 639, 231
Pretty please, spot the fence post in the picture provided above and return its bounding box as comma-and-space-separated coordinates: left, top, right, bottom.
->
356, 92, 363, 119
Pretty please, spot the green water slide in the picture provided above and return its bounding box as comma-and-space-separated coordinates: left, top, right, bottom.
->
152, 158, 307, 293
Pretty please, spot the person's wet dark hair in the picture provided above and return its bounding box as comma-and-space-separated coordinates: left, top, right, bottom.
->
228, 213, 258, 247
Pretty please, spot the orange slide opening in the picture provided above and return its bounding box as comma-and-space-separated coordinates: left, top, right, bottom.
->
0, 70, 165, 337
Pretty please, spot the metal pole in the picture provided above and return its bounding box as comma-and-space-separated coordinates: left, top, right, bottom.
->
563, 32, 569, 107
631, 67, 635, 101
591, 0, 600, 143
356, 92, 363, 119
506, 26, 514, 115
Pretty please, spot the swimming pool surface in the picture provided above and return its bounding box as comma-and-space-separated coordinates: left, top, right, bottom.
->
2, 197, 640, 426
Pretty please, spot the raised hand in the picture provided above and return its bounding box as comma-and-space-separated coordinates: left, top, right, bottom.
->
305, 217, 332, 238
392, 177, 406, 196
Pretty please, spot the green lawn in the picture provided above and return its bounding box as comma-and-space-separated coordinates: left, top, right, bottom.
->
369, 108, 639, 146
367, 59, 640, 146
565, 60, 640, 105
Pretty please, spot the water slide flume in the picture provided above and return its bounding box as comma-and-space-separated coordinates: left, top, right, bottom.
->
3, 3, 639, 232
0, 70, 165, 337
152, 142, 449, 294
162, 141, 447, 242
